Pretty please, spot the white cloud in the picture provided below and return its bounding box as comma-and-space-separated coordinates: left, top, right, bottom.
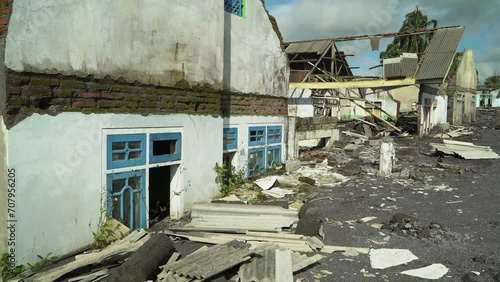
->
268, 0, 500, 79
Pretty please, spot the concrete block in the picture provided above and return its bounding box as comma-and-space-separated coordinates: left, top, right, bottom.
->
284, 160, 301, 173
368, 139, 381, 147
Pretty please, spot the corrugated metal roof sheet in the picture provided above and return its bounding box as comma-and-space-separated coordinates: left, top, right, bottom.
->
401, 53, 419, 77
383, 58, 402, 78
187, 203, 299, 232
415, 27, 465, 81
166, 240, 254, 280
238, 244, 324, 282
286, 39, 332, 54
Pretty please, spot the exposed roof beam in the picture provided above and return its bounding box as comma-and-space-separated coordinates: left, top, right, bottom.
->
290, 78, 416, 89
285, 26, 461, 44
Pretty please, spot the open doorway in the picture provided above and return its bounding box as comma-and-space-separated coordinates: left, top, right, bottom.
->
148, 166, 172, 224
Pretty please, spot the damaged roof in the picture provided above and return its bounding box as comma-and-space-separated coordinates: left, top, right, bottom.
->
285, 39, 332, 55
415, 26, 465, 81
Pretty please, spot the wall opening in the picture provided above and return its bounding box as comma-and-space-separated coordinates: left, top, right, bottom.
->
152, 140, 177, 156
148, 166, 173, 225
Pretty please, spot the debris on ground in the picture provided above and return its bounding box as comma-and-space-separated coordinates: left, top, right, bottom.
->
401, 263, 449, 280
381, 213, 448, 239
431, 139, 500, 159
369, 248, 419, 269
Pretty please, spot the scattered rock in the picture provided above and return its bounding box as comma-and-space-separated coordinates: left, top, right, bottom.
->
299, 176, 316, 186
382, 213, 447, 239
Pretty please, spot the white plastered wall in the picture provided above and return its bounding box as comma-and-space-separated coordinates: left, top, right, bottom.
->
223, 116, 287, 175
7, 112, 223, 264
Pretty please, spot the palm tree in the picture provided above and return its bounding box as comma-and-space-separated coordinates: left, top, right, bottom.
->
380, 6, 438, 60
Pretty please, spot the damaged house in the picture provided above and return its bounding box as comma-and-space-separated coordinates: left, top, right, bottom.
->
287, 26, 465, 136
0, 0, 290, 264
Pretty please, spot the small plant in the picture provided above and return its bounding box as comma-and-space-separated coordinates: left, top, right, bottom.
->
27, 253, 54, 271
1, 253, 25, 281
214, 163, 246, 197
249, 193, 268, 204
92, 192, 118, 250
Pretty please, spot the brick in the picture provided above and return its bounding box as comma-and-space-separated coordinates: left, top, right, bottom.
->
0, 27, 6, 34
138, 101, 159, 108
78, 92, 100, 99
60, 79, 86, 89
101, 92, 125, 100
118, 86, 139, 93
0, 17, 7, 25
124, 94, 141, 102
87, 82, 110, 91
98, 100, 137, 109
7, 97, 30, 106
139, 87, 157, 95
50, 98, 71, 106
1, 7, 9, 14
30, 77, 60, 87
8, 74, 30, 86
72, 99, 96, 108
157, 88, 178, 96
143, 95, 160, 101
6, 87, 21, 96
22, 86, 51, 97
53, 89, 73, 98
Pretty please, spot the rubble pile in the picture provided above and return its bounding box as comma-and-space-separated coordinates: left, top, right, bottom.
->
381, 213, 448, 240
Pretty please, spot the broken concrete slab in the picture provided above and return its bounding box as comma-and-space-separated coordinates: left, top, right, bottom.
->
261, 188, 295, 199
284, 160, 301, 173
106, 218, 131, 243
275, 249, 294, 282
401, 263, 449, 280
255, 176, 279, 190
369, 248, 419, 269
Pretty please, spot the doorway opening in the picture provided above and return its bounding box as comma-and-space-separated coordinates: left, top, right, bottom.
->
148, 166, 173, 225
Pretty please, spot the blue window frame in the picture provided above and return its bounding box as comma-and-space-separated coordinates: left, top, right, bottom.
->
267, 126, 282, 144
149, 133, 182, 164
224, 0, 246, 17
107, 170, 146, 230
223, 128, 238, 151
107, 134, 146, 169
248, 148, 265, 176
267, 145, 282, 168
248, 126, 266, 146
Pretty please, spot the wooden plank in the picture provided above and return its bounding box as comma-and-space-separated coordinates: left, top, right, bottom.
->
349, 99, 403, 133
290, 78, 416, 89
353, 117, 378, 128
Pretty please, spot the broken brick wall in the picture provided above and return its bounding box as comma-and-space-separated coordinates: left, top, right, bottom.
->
3, 72, 288, 128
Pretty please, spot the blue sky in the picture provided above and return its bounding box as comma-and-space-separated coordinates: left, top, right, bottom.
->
266, 0, 500, 83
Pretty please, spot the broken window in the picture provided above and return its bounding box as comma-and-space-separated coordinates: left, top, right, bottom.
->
248, 148, 265, 175
107, 170, 146, 230
106, 131, 182, 230
107, 134, 146, 169
248, 127, 266, 146
247, 126, 283, 176
149, 133, 182, 164
267, 146, 281, 168
224, 0, 246, 18
223, 128, 238, 151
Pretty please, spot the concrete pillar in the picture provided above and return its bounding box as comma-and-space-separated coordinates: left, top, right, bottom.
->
379, 137, 395, 176
287, 117, 298, 160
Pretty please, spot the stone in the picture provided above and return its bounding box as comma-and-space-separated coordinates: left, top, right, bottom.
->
299, 176, 316, 186
379, 140, 395, 176
368, 139, 381, 146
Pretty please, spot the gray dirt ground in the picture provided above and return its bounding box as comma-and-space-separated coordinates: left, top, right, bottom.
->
155, 109, 500, 282
293, 109, 500, 282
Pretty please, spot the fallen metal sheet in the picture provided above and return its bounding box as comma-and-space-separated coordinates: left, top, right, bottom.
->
431, 141, 500, 159
401, 263, 449, 280
166, 240, 255, 281
187, 203, 299, 232
306, 237, 324, 251
369, 248, 419, 269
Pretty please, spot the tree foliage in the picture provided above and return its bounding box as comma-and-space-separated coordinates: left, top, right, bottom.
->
380, 6, 438, 61
484, 75, 500, 89
447, 52, 463, 79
